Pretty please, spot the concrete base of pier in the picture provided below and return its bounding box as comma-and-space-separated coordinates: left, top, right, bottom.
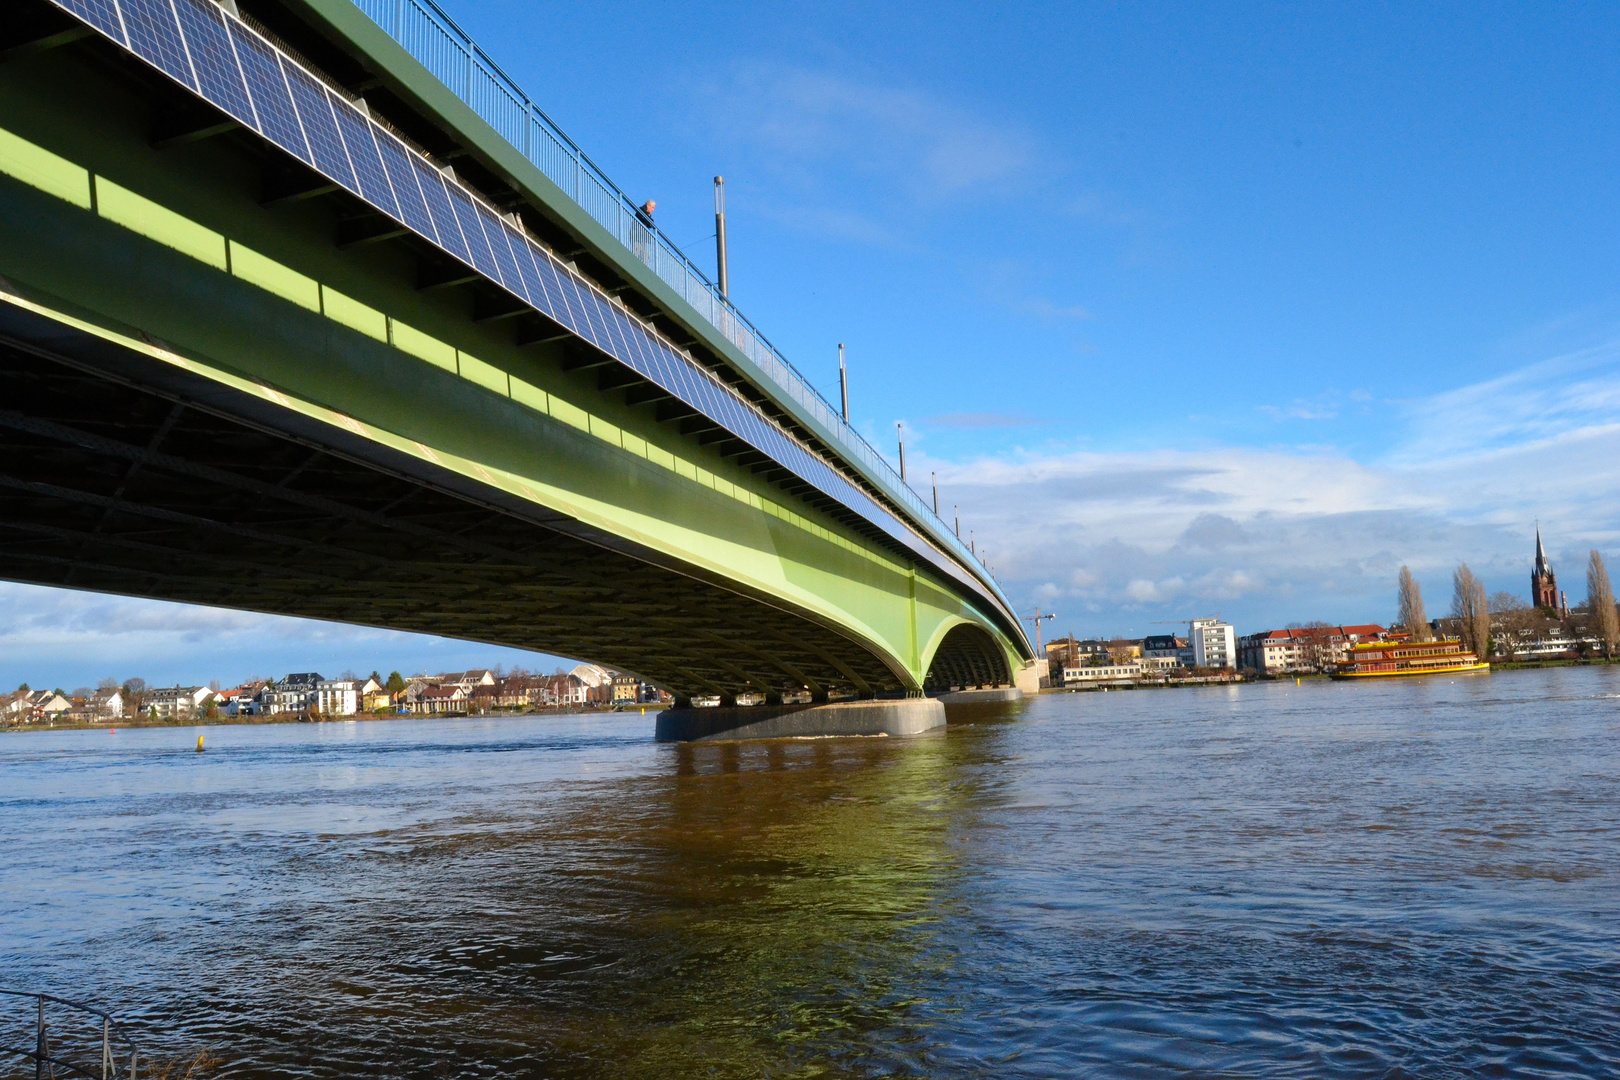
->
929, 686, 1024, 706
655, 697, 946, 742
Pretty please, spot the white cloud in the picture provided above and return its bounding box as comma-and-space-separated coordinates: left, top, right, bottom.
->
1395, 339, 1620, 463
922, 338, 1620, 632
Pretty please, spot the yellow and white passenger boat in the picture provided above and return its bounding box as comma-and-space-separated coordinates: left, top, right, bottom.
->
1330, 638, 1490, 680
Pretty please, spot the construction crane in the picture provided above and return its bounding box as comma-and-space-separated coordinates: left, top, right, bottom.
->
1023, 608, 1057, 653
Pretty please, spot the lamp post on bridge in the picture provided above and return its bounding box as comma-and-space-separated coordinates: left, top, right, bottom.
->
713, 176, 728, 298
932, 471, 938, 516
838, 343, 848, 423
897, 421, 907, 483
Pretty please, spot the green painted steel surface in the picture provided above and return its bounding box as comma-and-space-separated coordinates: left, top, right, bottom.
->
0, 43, 1025, 694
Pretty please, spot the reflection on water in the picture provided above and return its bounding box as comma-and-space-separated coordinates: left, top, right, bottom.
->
2, 670, 1618, 1077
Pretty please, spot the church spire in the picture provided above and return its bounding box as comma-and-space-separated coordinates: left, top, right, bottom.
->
1531, 521, 1560, 613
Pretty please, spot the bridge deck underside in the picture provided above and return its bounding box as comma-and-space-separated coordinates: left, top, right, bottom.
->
0, 323, 908, 700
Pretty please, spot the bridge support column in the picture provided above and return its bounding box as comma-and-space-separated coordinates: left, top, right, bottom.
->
655, 698, 945, 742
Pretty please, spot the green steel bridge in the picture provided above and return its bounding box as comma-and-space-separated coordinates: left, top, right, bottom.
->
0, 0, 1035, 708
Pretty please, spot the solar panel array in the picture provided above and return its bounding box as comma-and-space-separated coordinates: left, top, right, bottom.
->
45, 0, 1019, 631
346, 0, 998, 598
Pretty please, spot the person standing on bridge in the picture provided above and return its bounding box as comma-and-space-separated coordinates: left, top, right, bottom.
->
632, 199, 656, 263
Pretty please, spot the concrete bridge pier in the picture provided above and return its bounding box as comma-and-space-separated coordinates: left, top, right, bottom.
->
655, 697, 945, 742
930, 687, 1024, 706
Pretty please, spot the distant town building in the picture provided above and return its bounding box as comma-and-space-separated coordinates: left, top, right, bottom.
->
314, 679, 360, 717
263, 673, 323, 715
1238, 625, 1386, 674
411, 684, 468, 714
612, 674, 643, 705
28, 690, 73, 722
1142, 635, 1194, 667
357, 676, 393, 712
436, 670, 497, 692
147, 685, 214, 720
1189, 618, 1237, 669
216, 683, 264, 717
89, 687, 124, 719
570, 664, 615, 707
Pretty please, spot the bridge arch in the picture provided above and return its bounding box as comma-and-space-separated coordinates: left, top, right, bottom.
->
923, 620, 1014, 691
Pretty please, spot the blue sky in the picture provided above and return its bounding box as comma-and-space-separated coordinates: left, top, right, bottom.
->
8, 1, 1620, 688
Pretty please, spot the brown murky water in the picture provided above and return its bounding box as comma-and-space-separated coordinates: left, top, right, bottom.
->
3, 668, 1618, 1077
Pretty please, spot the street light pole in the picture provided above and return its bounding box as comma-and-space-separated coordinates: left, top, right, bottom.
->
713, 176, 728, 298
838, 343, 848, 423
897, 421, 907, 482
932, 471, 938, 515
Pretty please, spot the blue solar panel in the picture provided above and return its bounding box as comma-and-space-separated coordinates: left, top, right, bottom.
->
119, 0, 196, 89
282, 65, 358, 195
477, 211, 523, 299
511, 239, 559, 317
625, 319, 666, 374
600, 302, 643, 367
410, 161, 470, 264
373, 132, 438, 243
559, 276, 603, 350
588, 290, 633, 360
442, 186, 501, 283
228, 24, 310, 163
585, 289, 628, 357
55, 0, 125, 43
172, 0, 255, 125
542, 258, 584, 330
564, 276, 610, 352
330, 98, 399, 218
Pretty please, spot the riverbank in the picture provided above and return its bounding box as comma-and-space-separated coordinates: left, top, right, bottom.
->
1039, 653, 1619, 693
0, 704, 661, 734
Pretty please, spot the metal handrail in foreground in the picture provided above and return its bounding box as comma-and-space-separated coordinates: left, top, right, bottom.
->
348, 0, 1011, 600
0, 990, 139, 1080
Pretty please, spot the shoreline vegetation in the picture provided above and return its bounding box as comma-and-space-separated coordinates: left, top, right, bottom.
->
1, 703, 665, 734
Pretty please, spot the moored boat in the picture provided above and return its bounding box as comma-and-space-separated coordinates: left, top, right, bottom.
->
1330, 637, 1489, 679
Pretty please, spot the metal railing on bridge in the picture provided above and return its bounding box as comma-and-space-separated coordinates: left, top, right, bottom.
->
348, 0, 1006, 594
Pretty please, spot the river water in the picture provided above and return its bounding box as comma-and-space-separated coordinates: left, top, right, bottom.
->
2, 667, 1617, 1078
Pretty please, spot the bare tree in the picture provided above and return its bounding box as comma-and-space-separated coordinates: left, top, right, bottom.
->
1588, 550, 1619, 658
1397, 566, 1432, 641
1451, 564, 1491, 658
1489, 592, 1534, 658
1295, 621, 1340, 671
